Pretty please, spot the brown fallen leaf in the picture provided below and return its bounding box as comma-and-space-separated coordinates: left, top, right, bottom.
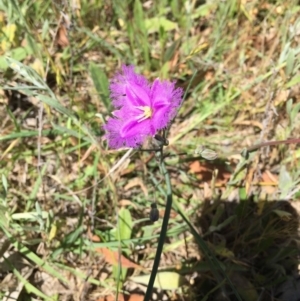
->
88, 230, 143, 270
189, 161, 231, 184
95, 247, 142, 270
124, 177, 148, 197
55, 24, 69, 48
96, 293, 144, 301
55, 12, 71, 48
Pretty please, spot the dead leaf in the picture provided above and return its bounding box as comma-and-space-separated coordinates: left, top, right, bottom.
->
203, 182, 212, 199
130, 272, 185, 290
96, 294, 144, 301
261, 170, 278, 184
88, 230, 143, 270
118, 199, 138, 209
95, 248, 142, 270
79, 144, 97, 164
233, 119, 263, 130
189, 161, 231, 184
245, 167, 255, 195
124, 177, 148, 196
260, 170, 278, 194
189, 161, 210, 174
55, 24, 69, 48
0, 89, 8, 104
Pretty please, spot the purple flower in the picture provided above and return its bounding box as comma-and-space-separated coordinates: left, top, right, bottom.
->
103, 65, 183, 149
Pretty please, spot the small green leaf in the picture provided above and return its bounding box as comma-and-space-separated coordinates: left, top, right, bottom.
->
10, 47, 28, 61
26, 33, 40, 56
0, 56, 8, 70
117, 207, 132, 241
145, 17, 177, 34
278, 165, 293, 199
285, 74, 300, 89
191, 3, 216, 18
0, 129, 53, 141
285, 48, 295, 76
290, 102, 300, 125
37, 95, 75, 119
286, 98, 293, 116
210, 203, 225, 227
113, 209, 132, 287
89, 62, 110, 110
272, 209, 292, 221
1, 174, 8, 194
11, 211, 48, 220
214, 245, 235, 258
0, 204, 9, 229
130, 271, 184, 290
41, 19, 50, 40
6, 57, 44, 88
163, 38, 181, 63
238, 187, 247, 201
63, 226, 84, 245
134, 0, 146, 34
209, 215, 236, 233
134, 0, 150, 66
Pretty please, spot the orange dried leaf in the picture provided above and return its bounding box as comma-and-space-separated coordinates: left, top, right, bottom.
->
96, 294, 144, 301
89, 229, 142, 269
55, 25, 69, 48
96, 247, 143, 270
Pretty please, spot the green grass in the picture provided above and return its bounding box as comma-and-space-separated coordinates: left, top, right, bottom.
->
1, 0, 300, 300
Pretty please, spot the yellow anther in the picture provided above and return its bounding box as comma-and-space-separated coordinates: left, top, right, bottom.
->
136, 106, 153, 122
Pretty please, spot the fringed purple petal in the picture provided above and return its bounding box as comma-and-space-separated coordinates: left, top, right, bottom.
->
104, 115, 154, 149
120, 118, 153, 138
150, 79, 183, 130
110, 65, 151, 108
103, 66, 183, 149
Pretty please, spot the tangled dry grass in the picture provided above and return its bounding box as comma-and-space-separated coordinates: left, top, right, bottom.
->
0, 0, 300, 300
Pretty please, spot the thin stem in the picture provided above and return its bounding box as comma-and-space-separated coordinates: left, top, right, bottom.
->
143, 158, 173, 301
245, 138, 300, 153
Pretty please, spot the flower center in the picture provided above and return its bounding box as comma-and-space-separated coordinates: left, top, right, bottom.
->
135, 106, 153, 122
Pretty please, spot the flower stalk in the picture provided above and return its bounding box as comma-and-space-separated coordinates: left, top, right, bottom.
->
103, 65, 183, 301
144, 150, 173, 301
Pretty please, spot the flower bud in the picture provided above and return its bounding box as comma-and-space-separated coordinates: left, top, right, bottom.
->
149, 202, 159, 222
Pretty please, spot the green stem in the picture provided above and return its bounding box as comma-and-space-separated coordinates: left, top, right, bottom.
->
144, 159, 172, 301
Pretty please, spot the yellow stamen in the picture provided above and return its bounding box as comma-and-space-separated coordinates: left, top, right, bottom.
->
136, 106, 153, 122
